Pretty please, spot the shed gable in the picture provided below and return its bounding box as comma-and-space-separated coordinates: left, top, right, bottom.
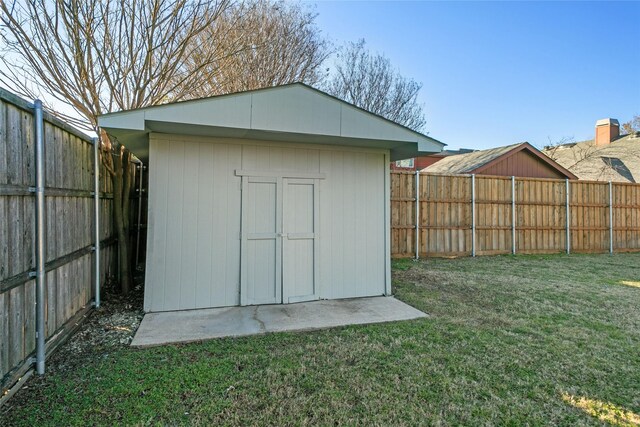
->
99, 83, 444, 162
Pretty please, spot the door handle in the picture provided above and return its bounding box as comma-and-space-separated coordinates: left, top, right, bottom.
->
278, 232, 288, 238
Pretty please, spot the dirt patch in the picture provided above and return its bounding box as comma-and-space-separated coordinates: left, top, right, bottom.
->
55, 282, 145, 368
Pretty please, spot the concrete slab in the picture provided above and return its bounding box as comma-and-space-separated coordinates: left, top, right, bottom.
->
131, 296, 427, 347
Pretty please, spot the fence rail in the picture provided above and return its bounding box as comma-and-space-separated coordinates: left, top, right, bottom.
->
391, 171, 640, 258
0, 88, 119, 397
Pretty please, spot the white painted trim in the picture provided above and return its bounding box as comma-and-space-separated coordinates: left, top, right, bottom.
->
240, 176, 249, 305
235, 169, 326, 179
313, 178, 320, 301
275, 176, 283, 305
384, 151, 392, 296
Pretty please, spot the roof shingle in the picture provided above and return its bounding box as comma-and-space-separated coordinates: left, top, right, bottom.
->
544, 134, 640, 183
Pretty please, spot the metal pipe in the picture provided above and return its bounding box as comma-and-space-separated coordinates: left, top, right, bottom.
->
609, 181, 613, 254
34, 99, 45, 375
565, 178, 570, 255
471, 174, 476, 257
135, 161, 144, 266
511, 176, 516, 255
93, 137, 100, 308
415, 170, 419, 260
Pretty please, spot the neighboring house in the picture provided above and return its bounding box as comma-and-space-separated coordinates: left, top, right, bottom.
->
98, 83, 443, 313
544, 118, 640, 183
391, 149, 475, 171
422, 142, 578, 179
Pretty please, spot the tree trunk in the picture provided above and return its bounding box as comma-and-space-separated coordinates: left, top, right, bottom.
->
121, 150, 133, 283
110, 142, 132, 295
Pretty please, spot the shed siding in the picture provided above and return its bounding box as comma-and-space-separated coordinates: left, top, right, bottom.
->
145, 137, 243, 311
144, 134, 387, 312
318, 150, 386, 300
480, 151, 567, 179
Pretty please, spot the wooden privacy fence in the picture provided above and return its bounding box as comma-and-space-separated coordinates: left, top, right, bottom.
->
391, 171, 640, 258
0, 88, 118, 399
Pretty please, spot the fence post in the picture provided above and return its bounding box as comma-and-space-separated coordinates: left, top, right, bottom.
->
93, 138, 101, 308
471, 174, 476, 257
609, 181, 613, 254
34, 100, 46, 376
565, 178, 570, 255
511, 176, 516, 255
415, 170, 420, 260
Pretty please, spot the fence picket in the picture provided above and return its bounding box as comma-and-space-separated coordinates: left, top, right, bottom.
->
391, 172, 640, 257
0, 90, 119, 391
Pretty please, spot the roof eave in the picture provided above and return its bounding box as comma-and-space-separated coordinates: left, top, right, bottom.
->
98, 119, 443, 162
98, 84, 445, 161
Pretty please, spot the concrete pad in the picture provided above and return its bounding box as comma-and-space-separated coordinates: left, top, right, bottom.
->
131, 296, 427, 347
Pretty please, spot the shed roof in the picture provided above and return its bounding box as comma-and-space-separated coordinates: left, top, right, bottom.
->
422, 142, 578, 179
98, 83, 444, 161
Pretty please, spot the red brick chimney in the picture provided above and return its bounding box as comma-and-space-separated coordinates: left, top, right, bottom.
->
595, 118, 620, 146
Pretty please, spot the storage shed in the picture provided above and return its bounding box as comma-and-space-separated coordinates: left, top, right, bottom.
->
99, 84, 443, 312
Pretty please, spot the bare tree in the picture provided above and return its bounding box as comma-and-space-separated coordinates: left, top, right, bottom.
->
543, 136, 579, 159
324, 39, 427, 132
622, 114, 640, 135
0, 0, 230, 294
184, 0, 331, 97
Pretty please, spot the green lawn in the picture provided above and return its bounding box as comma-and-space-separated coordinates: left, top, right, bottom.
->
2, 254, 640, 426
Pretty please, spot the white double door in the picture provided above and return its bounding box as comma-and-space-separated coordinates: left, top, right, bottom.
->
240, 176, 319, 305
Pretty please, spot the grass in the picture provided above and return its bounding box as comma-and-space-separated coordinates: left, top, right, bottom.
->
2, 253, 640, 426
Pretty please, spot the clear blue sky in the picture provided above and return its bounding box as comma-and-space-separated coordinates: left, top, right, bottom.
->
310, 1, 640, 150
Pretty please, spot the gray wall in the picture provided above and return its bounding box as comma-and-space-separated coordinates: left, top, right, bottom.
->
144, 133, 389, 312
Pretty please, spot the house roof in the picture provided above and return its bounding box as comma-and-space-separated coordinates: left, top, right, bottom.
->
422, 142, 578, 179
421, 143, 520, 174
544, 133, 640, 183
98, 83, 444, 161
426, 148, 476, 158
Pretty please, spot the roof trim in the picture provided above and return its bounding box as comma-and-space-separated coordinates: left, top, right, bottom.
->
472, 142, 578, 179
98, 83, 445, 161
100, 82, 443, 147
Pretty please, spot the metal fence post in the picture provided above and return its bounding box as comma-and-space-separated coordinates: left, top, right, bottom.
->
34, 100, 46, 376
609, 181, 613, 254
511, 176, 516, 255
471, 174, 476, 257
566, 178, 570, 255
415, 170, 420, 260
93, 138, 101, 308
